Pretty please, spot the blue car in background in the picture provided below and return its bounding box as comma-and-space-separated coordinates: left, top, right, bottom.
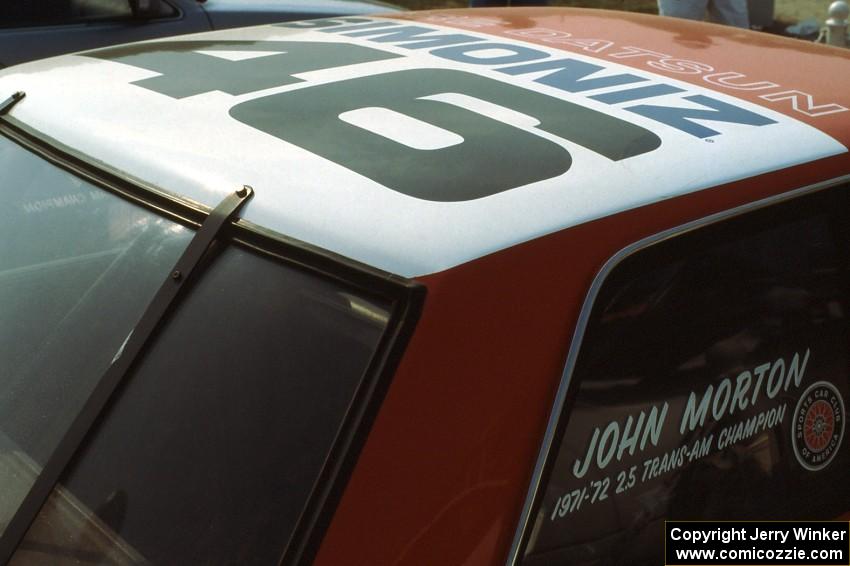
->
0, 0, 401, 67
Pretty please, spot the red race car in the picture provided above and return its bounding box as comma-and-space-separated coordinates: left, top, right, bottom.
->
0, 8, 848, 565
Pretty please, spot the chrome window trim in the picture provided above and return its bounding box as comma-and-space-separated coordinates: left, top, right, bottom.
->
505, 172, 850, 566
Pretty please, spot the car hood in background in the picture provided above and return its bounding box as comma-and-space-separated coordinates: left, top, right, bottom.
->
200, 0, 401, 28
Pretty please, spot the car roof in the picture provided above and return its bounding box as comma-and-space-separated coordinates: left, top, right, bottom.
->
2, 8, 849, 278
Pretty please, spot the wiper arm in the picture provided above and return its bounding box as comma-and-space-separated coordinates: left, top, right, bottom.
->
0, 91, 25, 116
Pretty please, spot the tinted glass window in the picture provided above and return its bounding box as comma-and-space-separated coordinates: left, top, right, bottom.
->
520, 188, 850, 565
0, 134, 190, 537
11, 246, 393, 565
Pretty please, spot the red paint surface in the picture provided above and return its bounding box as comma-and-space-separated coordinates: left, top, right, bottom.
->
313, 9, 850, 564
315, 152, 850, 565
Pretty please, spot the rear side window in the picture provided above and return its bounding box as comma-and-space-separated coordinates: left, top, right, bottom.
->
519, 187, 850, 565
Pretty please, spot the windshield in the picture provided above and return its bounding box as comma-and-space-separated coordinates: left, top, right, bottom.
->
0, 133, 193, 537
0, 132, 402, 564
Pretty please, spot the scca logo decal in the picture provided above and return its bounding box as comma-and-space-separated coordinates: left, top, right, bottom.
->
792, 381, 845, 472
89, 40, 659, 201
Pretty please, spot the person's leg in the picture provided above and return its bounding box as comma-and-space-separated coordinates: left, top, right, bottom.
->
657, 0, 709, 21
707, 0, 750, 27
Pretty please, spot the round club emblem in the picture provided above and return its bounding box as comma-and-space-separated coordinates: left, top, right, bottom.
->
792, 381, 845, 471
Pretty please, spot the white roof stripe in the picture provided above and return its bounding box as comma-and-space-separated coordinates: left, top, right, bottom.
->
0, 18, 845, 277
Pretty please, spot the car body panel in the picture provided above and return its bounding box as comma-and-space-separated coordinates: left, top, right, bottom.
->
0, 12, 847, 278
316, 160, 850, 565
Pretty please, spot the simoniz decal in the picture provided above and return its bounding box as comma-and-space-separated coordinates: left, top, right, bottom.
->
279, 17, 777, 139
84, 18, 843, 203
